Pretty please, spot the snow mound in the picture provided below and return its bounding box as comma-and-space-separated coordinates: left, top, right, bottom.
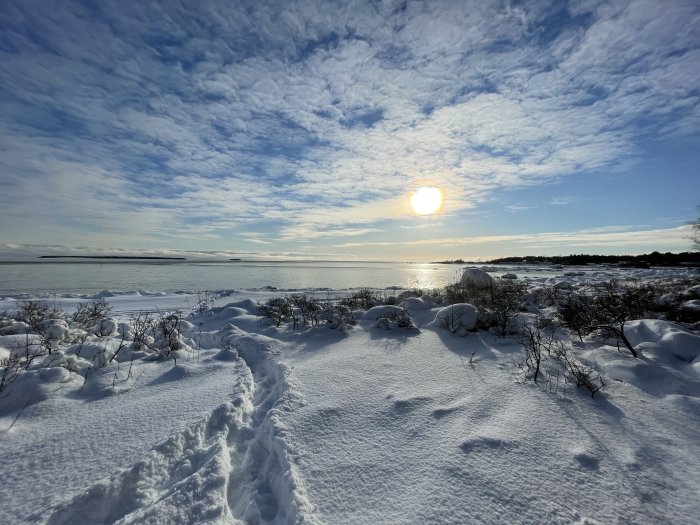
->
402, 296, 435, 311
94, 318, 118, 337
595, 319, 700, 398
149, 363, 202, 385
43, 321, 69, 342
625, 320, 700, 365
221, 299, 258, 315
363, 305, 405, 321
0, 367, 80, 414
428, 303, 478, 333
212, 346, 238, 361
460, 268, 494, 288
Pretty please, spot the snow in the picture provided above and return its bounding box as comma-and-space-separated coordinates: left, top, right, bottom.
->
429, 303, 478, 333
0, 268, 699, 524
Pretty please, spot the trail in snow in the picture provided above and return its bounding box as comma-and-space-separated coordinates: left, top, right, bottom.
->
38, 327, 311, 525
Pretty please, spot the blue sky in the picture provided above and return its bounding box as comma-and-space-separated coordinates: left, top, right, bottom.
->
0, 0, 698, 261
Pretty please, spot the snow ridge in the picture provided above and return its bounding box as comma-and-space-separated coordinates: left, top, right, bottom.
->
39, 328, 311, 525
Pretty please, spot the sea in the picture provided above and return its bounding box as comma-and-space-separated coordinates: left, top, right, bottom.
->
0, 259, 596, 297
6, 258, 694, 297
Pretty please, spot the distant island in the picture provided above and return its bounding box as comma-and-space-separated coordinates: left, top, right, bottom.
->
39, 256, 186, 260
435, 251, 700, 267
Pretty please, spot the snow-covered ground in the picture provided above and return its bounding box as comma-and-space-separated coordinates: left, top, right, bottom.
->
1, 267, 699, 524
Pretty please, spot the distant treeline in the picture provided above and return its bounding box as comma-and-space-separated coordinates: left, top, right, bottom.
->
39, 256, 186, 260
436, 251, 700, 267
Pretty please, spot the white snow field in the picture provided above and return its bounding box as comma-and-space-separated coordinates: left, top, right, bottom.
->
1, 267, 699, 524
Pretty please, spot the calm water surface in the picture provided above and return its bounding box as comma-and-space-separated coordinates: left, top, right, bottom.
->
0, 261, 472, 295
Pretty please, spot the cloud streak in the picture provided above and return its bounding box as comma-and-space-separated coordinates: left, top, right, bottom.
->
335, 225, 694, 251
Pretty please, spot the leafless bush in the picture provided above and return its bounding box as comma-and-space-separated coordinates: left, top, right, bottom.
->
73, 297, 113, 329
130, 312, 154, 351
322, 303, 355, 331
556, 290, 593, 342
589, 279, 655, 358
556, 348, 605, 398
193, 291, 216, 314
340, 288, 381, 310
442, 280, 525, 336
486, 281, 527, 336
0, 352, 21, 394
518, 317, 604, 398
153, 312, 183, 362
125, 310, 183, 362
289, 294, 323, 327
109, 322, 131, 364
257, 297, 293, 327
518, 317, 561, 383
11, 332, 46, 369
16, 300, 60, 333
443, 281, 489, 306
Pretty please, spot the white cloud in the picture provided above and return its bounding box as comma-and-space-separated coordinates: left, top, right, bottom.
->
335, 225, 694, 253
0, 0, 698, 250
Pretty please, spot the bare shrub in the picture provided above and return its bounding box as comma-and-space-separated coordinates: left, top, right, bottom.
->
13, 333, 46, 369
340, 288, 381, 310
518, 317, 562, 383
16, 300, 60, 334
590, 279, 655, 358
442, 279, 526, 336
193, 291, 216, 314
109, 323, 131, 364
123, 310, 184, 363
152, 312, 184, 362
289, 294, 323, 327
518, 317, 605, 398
556, 290, 593, 342
486, 281, 527, 336
443, 281, 489, 306
0, 352, 21, 394
73, 298, 113, 329
257, 297, 293, 327
130, 312, 155, 351
321, 303, 355, 331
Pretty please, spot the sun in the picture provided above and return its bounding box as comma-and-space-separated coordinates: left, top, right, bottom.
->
410, 186, 442, 215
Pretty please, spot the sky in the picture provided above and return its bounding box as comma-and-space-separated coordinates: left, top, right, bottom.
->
0, 0, 699, 262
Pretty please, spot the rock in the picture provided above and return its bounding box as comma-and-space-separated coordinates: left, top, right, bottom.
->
460, 268, 494, 288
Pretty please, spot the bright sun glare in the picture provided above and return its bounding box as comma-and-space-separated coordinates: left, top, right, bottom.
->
410, 186, 442, 215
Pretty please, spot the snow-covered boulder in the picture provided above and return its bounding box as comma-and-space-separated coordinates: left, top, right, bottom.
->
430, 303, 478, 334
117, 322, 133, 339
221, 299, 258, 315
10, 321, 31, 334
553, 280, 574, 290
460, 268, 494, 288
94, 318, 118, 337
44, 320, 69, 342
402, 296, 435, 311
179, 320, 195, 331
94, 290, 118, 298
363, 305, 405, 321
